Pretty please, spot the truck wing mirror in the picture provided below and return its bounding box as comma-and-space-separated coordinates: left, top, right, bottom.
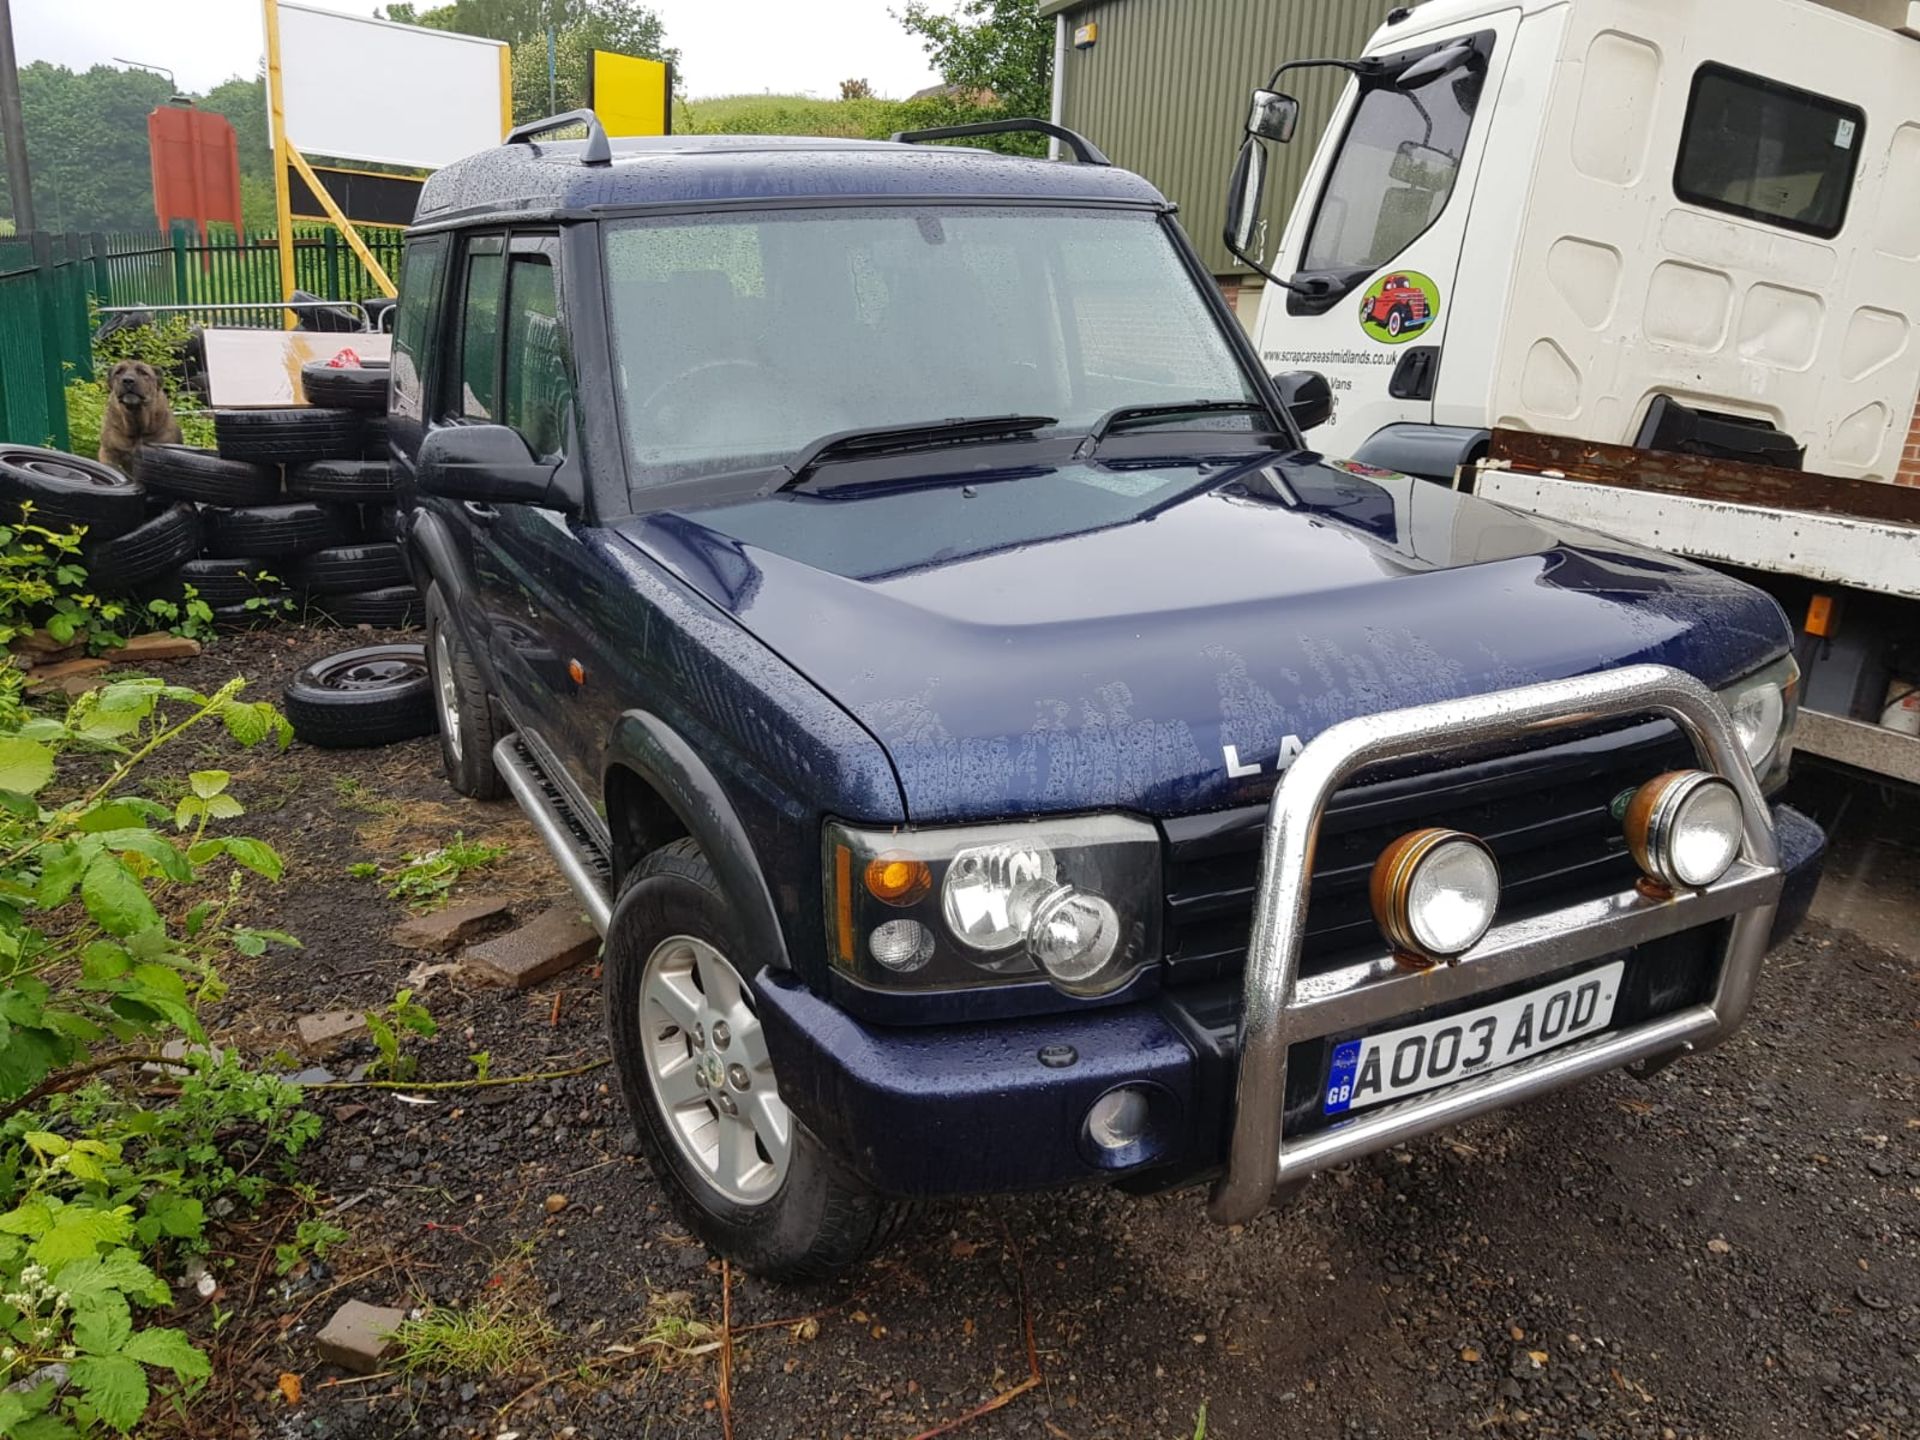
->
1246, 89, 1300, 143
1272, 370, 1333, 433
1390, 139, 1458, 190
1225, 138, 1271, 267
418, 423, 567, 509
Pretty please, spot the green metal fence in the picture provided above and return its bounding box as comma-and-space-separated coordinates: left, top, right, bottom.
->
0, 226, 405, 449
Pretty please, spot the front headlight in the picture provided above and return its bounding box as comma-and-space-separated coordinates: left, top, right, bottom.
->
1715, 654, 1799, 786
825, 815, 1160, 999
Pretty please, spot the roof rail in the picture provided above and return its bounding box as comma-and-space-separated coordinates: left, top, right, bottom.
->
504, 108, 613, 167
890, 117, 1110, 166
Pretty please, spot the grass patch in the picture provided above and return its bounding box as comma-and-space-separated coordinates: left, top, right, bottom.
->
393, 1292, 558, 1378
348, 832, 508, 909
333, 773, 401, 816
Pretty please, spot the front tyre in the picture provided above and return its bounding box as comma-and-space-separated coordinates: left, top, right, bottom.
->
423, 581, 503, 799
606, 838, 907, 1279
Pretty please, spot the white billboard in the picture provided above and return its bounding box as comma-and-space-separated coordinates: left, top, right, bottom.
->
271, 3, 508, 170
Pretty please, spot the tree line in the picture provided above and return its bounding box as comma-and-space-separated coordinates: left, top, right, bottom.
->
0, 0, 1052, 236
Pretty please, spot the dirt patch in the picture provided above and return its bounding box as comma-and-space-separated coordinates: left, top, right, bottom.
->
142, 630, 1917, 1440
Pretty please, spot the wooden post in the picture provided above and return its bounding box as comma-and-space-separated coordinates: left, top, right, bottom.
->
282, 144, 396, 298
264, 0, 297, 329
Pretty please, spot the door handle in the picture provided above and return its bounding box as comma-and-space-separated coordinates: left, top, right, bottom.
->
462, 500, 500, 523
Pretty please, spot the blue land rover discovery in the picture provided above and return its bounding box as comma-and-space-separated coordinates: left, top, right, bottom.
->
388, 112, 1825, 1277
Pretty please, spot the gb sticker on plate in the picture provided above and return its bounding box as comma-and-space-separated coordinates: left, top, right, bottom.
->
1324, 1038, 1363, 1116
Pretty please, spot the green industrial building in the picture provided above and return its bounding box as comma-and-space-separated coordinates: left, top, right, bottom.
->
1041, 0, 1386, 313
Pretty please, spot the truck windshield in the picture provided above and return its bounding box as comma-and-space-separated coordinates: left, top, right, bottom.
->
1299, 47, 1484, 277
602, 205, 1262, 489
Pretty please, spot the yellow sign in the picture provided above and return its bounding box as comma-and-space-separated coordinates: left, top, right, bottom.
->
590, 50, 671, 137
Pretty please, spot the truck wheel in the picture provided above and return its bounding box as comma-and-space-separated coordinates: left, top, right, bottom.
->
1386, 306, 1407, 337
605, 838, 908, 1280
423, 581, 503, 799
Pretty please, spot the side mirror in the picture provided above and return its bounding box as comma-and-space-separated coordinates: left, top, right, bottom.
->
418, 424, 565, 507
1246, 89, 1300, 143
1225, 137, 1271, 266
1390, 139, 1458, 190
1273, 370, 1333, 432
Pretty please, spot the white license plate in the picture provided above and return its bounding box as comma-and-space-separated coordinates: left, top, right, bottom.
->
1322, 961, 1624, 1117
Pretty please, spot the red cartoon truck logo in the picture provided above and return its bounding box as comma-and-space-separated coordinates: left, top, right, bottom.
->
1358, 272, 1438, 341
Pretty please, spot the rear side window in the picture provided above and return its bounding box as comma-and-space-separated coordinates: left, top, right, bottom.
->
390, 236, 445, 422
453, 236, 505, 420
1673, 64, 1863, 238
502, 252, 569, 458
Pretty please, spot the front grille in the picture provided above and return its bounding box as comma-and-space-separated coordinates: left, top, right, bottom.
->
1161, 717, 1696, 985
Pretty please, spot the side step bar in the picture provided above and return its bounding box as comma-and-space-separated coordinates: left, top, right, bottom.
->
492, 734, 614, 934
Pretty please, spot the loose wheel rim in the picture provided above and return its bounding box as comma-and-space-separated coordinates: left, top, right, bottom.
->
313, 651, 424, 691
639, 934, 791, 1206
5, 454, 118, 488
433, 630, 462, 762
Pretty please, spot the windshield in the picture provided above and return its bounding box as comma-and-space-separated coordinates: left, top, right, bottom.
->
1300, 44, 1484, 276
602, 206, 1261, 488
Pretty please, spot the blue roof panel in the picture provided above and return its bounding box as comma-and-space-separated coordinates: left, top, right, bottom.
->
416, 134, 1167, 221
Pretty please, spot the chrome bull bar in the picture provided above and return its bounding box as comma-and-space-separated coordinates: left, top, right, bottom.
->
1207, 663, 1782, 1225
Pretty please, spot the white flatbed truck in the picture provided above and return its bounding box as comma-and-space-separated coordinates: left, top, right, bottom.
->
1220, 0, 1920, 784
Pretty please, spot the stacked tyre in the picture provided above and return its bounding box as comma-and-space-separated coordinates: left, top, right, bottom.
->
127, 359, 420, 629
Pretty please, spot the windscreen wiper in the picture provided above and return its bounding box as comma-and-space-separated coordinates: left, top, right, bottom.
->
771, 414, 1058, 493
1081, 399, 1274, 451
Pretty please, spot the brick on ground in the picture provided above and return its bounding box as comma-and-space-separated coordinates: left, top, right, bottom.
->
315, 1300, 407, 1374
295, 1009, 367, 1055
464, 906, 599, 988
118, 632, 202, 662
26, 658, 109, 694
392, 895, 514, 953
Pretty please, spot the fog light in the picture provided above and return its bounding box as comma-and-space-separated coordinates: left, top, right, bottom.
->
1370, 828, 1500, 961
1622, 770, 1742, 890
868, 918, 934, 972
1086, 1087, 1150, 1152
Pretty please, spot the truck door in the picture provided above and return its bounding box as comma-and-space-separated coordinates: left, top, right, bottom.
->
1253, 12, 1517, 459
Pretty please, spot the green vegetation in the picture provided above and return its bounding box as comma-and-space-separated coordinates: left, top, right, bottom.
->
0, 518, 128, 669
392, 1282, 558, 1377
0, 674, 312, 1433
363, 989, 437, 1083
348, 834, 509, 910
330, 775, 400, 818
898, 0, 1056, 124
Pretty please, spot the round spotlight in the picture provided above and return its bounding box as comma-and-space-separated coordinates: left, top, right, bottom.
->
1623, 770, 1743, 890
1370, 828, 1501, 961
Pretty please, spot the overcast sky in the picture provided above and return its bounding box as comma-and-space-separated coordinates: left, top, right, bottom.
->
11, 0, 944, 100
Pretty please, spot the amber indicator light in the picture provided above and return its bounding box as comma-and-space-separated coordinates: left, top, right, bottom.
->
864, 855, 932, 906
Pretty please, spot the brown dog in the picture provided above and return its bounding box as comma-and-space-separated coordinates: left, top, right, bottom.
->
98, 360, 182, 473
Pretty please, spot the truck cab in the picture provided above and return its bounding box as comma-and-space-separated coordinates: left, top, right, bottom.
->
392, 113, 1824, 1278
1225, 0, 1920, 786
1230, 0, 1920, 482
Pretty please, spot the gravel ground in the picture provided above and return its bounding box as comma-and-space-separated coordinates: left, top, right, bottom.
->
153, 630, 1917, 1440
